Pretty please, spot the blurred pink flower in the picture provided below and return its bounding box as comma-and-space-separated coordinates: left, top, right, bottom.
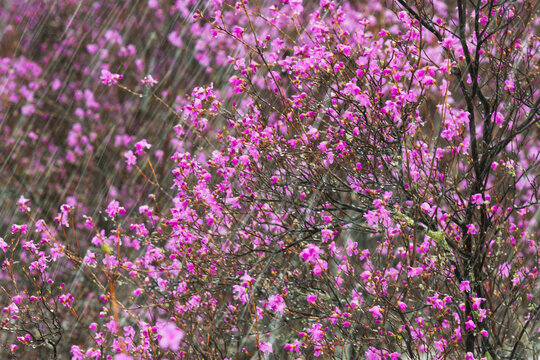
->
158, 322, 184, 351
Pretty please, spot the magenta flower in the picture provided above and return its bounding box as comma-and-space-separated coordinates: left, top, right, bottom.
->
232, 26, 244, 38
307, 323, 324, 342
259, 341, 273, 355
140, 74, 158, 87
168, 31, 183, 47
233, 285, 248, 304
134, 139, 152, 155
471, 193, 483, 205
158, 322, 184, 352
114, 354, 133, 360
299, 244, 323, 264
0, 238, 9, 253
459, 280, 471, 292
504, 79, 514, 93
466, 223, 478, 235
407, 266, 424, 277
306, 294, 317, 303
471, 296, 485, 310
106, 200, 126, 218
100, 69, 123, 86
124, 150, 137, 166
16, 195, 31, 212
267, 294, 286, 316
465, 319, 476, 331
369, 305, 383, 319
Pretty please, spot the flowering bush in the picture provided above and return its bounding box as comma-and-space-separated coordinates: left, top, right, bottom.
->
0, 0, 538, 359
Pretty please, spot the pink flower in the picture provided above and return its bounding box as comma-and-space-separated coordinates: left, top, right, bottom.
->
233, 285, 248, 304
498, 262, 511, 278
299, 244, 323, 264
158, 322, 184, 351
134, 139, 152, 155
459, 281, 470, 292
267, 294, 286, 316
100, 69, 123, 86
307, 294, 317, 303
71, 345, 84, 360
233, 26, 244, 38
114, 354, 134, 360
0, 238, 9, 253
471, 296, 485, 310
141, 74, 158, 87
259, 341, 273, 355
504, 79, 514, 93
168, 31, 183, 47
124, 150, 137, 166
466, 223, 478, 235
16, 195, 31, 212
321, 229, 334, 242
465, 319, 476, 331
240, 271, 254, 287
397, 301, 407, 312
407, 266, 423, 277
106, 200, 126, 218
471, 193, 483, 205
307, 323, 324, 342
369, 305, 383, 319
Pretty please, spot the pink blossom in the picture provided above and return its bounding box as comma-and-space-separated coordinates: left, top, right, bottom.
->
168, 31, 183, 47
471, 193, 484, 205
471, 296, 485, 310
408, 266, 423, 277
466, 223, 478, 235
16, 195, 31, 212
307, 323, 324, 342
465, 319, 476, 331
233, 285, 248, 304
259, 341, 273, 355
53, 204, 72, 227
504, 79, 514, 93
0, 238, 9, 253
267, 294, 286, 316
299, 244, 323, 264
106, 200, 126, 218
135, 139, 152, 155
141, 74, 158, 87
369, 305, 383, 319
232, 26, 244, 38
100, 69, 123, 86
124, 150, 137, 167
158, 322, 184, 351
307, 294, 317, 303
459, 281, 471, 292
321, 229, 334, 242
498, 262, 511, 278
114, 354, 133, 360
240, 271, 254, 287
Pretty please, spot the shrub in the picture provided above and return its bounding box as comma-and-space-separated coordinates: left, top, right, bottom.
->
0, 0, 538, 359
